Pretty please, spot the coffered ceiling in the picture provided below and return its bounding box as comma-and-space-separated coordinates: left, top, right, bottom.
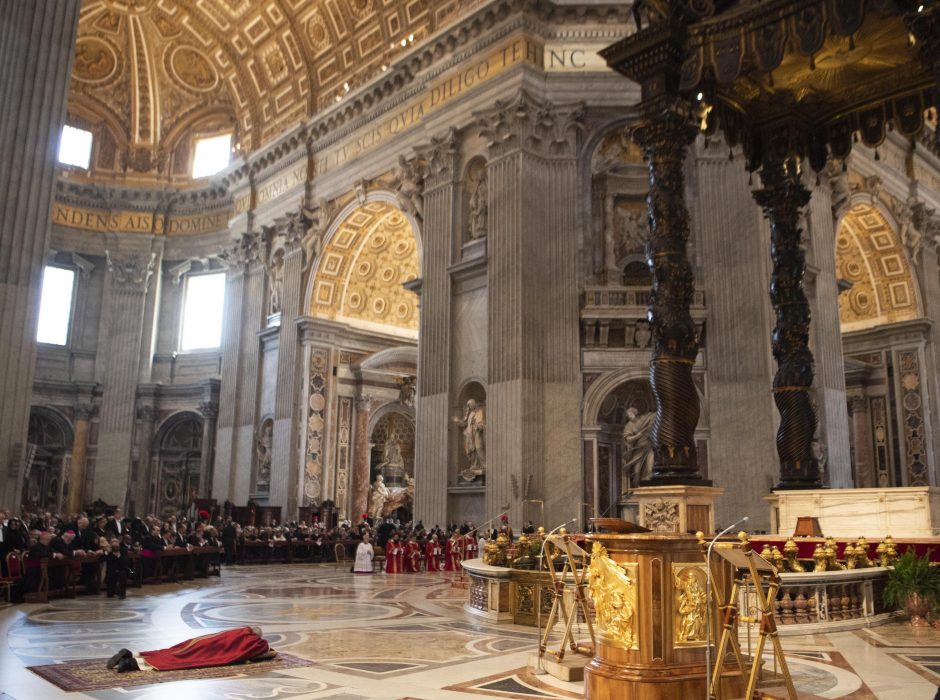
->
68, 0, 484, 181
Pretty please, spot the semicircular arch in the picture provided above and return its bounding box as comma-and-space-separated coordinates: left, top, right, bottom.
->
836, 202, 921, 332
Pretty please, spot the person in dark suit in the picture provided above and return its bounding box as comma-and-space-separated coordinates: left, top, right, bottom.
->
26, 531, 65, 592
74, 517, 101, 552
105, 538, 130, 599
0, 509, 9, 576
105, 509, 126, 538
222, 520, 238, 565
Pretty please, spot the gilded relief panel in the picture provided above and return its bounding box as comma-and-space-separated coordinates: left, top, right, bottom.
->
672, 563, 708, 647
587, 543, 639, 650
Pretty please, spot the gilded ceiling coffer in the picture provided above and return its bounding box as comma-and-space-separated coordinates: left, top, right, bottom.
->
753, 152, 820, 489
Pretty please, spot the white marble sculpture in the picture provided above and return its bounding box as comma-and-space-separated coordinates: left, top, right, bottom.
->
622, 407, 656, 488
455, 399, 486, 482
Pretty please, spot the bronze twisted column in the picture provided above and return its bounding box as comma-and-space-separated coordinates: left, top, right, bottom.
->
634, 109, 706, 484
753, 157, 821, 489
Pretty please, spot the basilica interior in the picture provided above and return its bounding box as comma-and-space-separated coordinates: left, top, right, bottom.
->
5, 0, 940, 699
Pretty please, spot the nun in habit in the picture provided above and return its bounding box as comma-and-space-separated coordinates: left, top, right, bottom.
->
354, 532, 374, 574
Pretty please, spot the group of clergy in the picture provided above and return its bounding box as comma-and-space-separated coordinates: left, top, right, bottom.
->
354, 530, 479, 574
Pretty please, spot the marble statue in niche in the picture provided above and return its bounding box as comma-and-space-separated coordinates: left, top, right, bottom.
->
267, 248, 285, 316
368, 474, 390, 518
622, 406, 655, 488
376, 437, 406, 487
255, 420, 273, 493
455, 399, 486, 482
398, 375, 416, 408
605, 196, 647, 282
466, 161, 488, 241
633, 320, 651, 349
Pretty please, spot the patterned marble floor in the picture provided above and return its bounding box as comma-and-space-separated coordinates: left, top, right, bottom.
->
0, 564, 937, 699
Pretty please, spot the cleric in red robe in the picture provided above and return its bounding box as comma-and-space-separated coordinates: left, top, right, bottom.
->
404, 536, 422, 572
445, 533, 464, 571
425, 534, 443, 572
385, 535, 404, 574
464, 533, 479, 561
107, 627, 275, 673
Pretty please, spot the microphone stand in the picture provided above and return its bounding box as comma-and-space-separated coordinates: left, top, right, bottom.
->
534, 516, 577, 675
705, 516, 749, 700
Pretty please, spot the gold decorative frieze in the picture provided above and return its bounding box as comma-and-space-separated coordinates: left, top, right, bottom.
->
672, 563, 708, 647
52, 202, 230, 236
587, 542, 639, 650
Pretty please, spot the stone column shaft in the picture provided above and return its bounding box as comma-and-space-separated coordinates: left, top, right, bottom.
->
0, 0, 80, 507
66, 406, 93, 514
198, 402, 218, 498
273, 246, 304, 517
134, 406, 156, 515
848, 396, 875, 488
352, 397, 373, 521
753, 157, 821, 488
214, 267, 246, 501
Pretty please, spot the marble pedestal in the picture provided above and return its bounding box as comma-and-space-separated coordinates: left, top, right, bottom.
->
584, 533, 742, 700
621, 485, 723, 534
765, 487, 940, 537
462, 559, 513, 622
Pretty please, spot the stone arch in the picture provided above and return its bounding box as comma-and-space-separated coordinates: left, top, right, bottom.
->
305, 194, 421, 339
23, 407, 74, 512
835, 202, 922, 332
152, 411, 204, 516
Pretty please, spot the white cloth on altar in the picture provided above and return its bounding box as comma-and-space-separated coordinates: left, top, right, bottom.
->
354, 542, 374, 573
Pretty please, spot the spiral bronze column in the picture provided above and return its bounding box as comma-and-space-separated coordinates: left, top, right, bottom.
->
634, 109, 706, 485
753, 157, 821, 489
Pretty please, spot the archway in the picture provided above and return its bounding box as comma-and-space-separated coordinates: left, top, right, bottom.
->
836, 202, 928, 488
301, 198, 421, 520
23, 407, 74, 512
153, 412, 204, 516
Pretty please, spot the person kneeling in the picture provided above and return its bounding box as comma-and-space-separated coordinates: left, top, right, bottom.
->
107, 626, 276, 673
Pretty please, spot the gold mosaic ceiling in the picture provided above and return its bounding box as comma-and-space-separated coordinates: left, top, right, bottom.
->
69, 0, 483, 180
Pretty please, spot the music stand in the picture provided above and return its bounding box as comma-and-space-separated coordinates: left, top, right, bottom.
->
538, 534, 596, 664
699, 533, 797, 700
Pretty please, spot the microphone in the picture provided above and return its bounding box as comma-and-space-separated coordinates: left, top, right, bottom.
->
705, 515, 749, 700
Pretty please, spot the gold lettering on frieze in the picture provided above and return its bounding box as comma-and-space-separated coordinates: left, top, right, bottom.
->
166, 211, 232, 236
52, 203, 229, 236
52, 203, 156, 234
543, 42, 611, 72
313, 34, 543, 177
234, 193, 251, 215
256, 163, 307, 207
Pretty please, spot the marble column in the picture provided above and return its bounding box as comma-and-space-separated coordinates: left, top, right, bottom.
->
691, 139, 777, 528
352, 395, 373, 521
847, 394, 876, 488
95, 252, 156, 506
805, 175, 852, 487
476, 94, 583, 528
134, 404, 157, 515
272, 221, 305, 517
414, 131, 457, 529
198, 401, 219, 499
753, 157, 821, 489
0, 0, 80, 508
66, 403, 94, 515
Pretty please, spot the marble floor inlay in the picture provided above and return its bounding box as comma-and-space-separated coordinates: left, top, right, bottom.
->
0, 564, 937, 699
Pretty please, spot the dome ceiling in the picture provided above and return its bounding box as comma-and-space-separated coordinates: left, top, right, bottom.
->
68, 0, 483, 181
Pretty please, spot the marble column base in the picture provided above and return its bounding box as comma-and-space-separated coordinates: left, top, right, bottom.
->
620, 485, 723, 534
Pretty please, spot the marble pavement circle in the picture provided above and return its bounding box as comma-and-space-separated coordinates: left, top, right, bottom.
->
194, 599, 400, 624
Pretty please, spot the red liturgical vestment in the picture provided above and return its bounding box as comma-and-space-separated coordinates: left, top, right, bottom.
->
140, 627, 269, 671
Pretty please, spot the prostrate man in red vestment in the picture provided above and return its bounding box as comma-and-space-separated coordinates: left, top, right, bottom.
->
385, 534, 404, 574
404, 534, 422, 572
445, 532, 464, 571
425, 533, 444, 572
107, 626, 275, 673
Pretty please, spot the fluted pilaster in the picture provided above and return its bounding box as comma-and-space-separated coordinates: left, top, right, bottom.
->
414, 130, 457, 529
95, 252, 156, 505
273, 244, 304, 516
213, 265, 246, 501
0, 0, 80, 507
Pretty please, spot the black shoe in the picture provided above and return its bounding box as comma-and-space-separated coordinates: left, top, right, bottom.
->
116, 656, 139, 673
107, 649, 132, 670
